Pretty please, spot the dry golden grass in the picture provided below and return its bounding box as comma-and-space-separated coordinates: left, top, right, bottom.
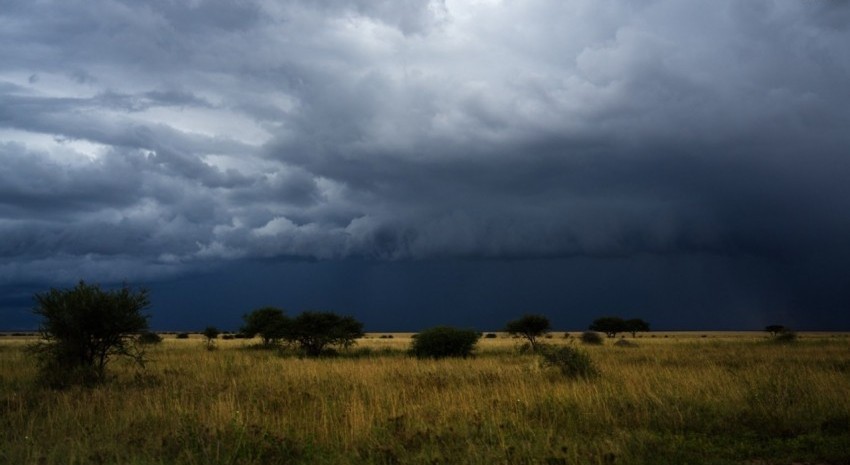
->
1, 333, 849, 464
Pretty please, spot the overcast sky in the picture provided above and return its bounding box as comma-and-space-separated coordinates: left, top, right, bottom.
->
2, 0, 849, 330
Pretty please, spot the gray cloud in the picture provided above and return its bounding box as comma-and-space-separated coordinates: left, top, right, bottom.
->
0, 0, 849, 307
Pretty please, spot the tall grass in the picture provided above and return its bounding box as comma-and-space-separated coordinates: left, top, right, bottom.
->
1, 334, 849, 464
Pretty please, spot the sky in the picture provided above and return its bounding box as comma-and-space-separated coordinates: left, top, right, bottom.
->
2, 0, 850, 331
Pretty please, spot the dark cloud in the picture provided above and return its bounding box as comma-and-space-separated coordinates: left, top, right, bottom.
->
1, 0, 849, 328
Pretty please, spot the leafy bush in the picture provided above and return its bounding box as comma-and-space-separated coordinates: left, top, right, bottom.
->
484, 333, 498, 339
137, 331, 163, 345
410, 326, 480, 359
538, 345, 599, 379
30, 281, 150, 388
176, 333, 190, 339
581, 331, 604, 345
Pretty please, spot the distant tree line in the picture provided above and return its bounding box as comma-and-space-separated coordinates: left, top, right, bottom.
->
28, 280, 662, 388
240, 307, 364, 356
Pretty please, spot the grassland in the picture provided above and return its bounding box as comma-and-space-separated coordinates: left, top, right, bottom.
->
1, 333, 849, 464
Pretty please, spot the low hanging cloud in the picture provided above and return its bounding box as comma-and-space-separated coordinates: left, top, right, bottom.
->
1, 0, 849, 285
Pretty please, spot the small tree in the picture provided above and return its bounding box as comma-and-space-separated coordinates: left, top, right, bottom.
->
589, 317, 627, 338
285, 311, 364, 356
202, 326, 220, 350
30, 281, 150, 387
624, 318, 650, 338
410, 326, 480, 359
241, 307, 289, 347
505, 314, 551, 351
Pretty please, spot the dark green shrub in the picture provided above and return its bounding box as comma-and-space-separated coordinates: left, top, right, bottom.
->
581, 331, 604, 345
138, 331, 163, 345
176, 333, 190, 339
538, 345, 599, 379
484, 333, 498, 339
222, 334, 234, 340
410, 326, 480, 359
30, 281, 150, 388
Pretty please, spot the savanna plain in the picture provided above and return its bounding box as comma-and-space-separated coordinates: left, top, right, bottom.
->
1, 332, 849, 465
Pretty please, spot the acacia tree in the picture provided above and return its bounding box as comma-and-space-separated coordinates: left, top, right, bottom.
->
202, 326, 220, 350
241, 307, 289, 347
624, 318, 650, 337
505, 314, 551, 351
285, 311, 364, 356
589, 317, 627, 338
31, 281, 150, 387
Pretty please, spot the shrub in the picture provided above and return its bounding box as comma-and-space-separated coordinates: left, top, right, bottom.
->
581, 331, 604, 345
30, 281, 150, 388
176, 333, 190, 339
613, 339, 638, 348
410, 326, 480, 359
484, 333, 498, 339
538, 345, 599, 379
138, 331, 163, 345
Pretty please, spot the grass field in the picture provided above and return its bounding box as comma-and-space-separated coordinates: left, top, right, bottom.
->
1, 332, 849, 464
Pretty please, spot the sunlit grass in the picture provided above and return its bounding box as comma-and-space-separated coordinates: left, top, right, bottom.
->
1, 333, 849, 464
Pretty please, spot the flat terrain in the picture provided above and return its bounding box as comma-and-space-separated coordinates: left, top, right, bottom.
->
1, 333, 849, 464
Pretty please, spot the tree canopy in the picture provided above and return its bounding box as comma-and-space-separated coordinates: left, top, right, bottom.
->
589, 316, 627, 338
505, 314, 551, 350
624, 318, 650, 337
286, 311, 364, 356
241, 307, 289, 347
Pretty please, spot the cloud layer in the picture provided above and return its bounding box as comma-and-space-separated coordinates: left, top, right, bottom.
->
2, 0, 850, 290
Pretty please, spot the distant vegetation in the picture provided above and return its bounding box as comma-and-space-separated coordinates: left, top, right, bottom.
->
241, 307, 364, 356
589, 316, 650, 338
410, 326, 480, 359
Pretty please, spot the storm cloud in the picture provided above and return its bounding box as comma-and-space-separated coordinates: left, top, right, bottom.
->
2, 0, 850, 328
